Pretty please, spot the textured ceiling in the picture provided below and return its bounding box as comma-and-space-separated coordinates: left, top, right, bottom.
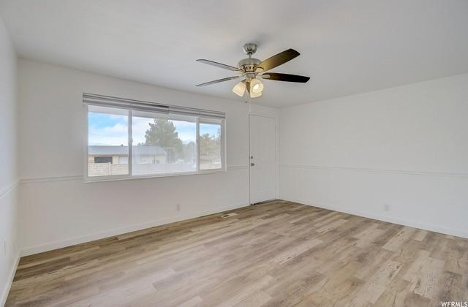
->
1, 0, 468, 107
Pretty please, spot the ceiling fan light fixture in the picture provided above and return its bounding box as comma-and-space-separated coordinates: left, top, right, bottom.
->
232, 81, 246, 97
250, 78, 264, 94
196, 44, 309, 100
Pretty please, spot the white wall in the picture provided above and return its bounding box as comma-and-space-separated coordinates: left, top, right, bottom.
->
280, 73, 468, 238
0, 17, 19, 306
18, 59, 278, 255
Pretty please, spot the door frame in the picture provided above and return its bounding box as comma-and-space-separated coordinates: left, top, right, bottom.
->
248, 113, 279, 205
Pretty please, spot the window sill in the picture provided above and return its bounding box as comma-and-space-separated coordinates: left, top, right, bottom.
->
83, 168, 226, 183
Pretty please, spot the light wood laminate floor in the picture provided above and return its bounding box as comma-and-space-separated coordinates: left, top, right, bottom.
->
6, 200, 468, 306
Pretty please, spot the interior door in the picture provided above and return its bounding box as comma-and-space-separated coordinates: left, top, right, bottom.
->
249, 115, 277, 204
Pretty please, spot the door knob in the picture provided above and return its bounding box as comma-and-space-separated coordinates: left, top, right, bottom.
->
251, 163, 255, 166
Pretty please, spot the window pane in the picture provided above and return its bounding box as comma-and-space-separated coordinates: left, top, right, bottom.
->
132, 111, 197, 175
88, 106, 129, 177
199, 122, 222, 170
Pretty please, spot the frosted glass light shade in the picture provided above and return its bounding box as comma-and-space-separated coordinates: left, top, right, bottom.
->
232, 81, 246, 97
250, 91, 262, 98
250, 78, 264, 94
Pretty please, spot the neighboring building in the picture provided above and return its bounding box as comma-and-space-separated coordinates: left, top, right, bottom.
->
88, 145, 167, 165
88, 145, 167, 176
131, 145, 168, 165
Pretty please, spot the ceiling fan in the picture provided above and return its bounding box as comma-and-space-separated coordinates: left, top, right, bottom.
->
196, 43, 310, 99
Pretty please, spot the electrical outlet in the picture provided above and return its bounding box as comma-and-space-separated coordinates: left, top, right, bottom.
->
384, 203, 390, 212
176, 204, 181, 212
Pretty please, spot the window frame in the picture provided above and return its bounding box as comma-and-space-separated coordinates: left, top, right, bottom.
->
84, 104, 226, 183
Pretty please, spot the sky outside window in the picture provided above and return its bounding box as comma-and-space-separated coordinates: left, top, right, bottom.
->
89, 112, 215, 145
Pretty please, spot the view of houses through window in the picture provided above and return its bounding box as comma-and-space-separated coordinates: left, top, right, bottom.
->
87, 106, 129, 177
131, 111, 197, 175
87, 105, 224, 178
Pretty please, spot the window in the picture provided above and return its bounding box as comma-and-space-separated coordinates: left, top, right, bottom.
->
132, 111, 197, 176
87, 106, 129, 177
199, 121, 222, 170
85, 94, 225, 180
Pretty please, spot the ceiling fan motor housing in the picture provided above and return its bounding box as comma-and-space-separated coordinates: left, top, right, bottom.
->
238, 58, 261, 76
241, 43, 261, 76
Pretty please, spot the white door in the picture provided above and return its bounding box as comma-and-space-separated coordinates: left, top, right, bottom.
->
250, 115, 277, 204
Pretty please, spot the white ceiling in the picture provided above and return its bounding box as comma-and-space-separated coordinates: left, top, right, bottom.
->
1, 0, 468, 108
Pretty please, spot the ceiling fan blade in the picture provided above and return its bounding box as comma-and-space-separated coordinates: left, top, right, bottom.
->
255, 49, 300, 72
196, 75, 241, 87
196, 59, 241, 72
261, 73, 310, 83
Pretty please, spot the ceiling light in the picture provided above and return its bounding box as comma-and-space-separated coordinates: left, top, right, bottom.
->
250, 78, 264, 94
250, 91, 262, 98
232, 81, 246, 97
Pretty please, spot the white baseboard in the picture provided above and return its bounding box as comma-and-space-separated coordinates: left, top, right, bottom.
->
21, 203, 248, 257
282, 197, 468, 239
1, 251, 20, 307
